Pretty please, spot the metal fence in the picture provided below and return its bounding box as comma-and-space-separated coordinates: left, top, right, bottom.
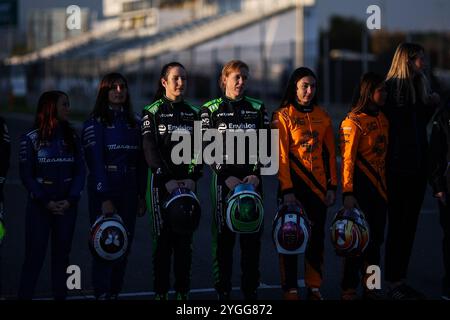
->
2, 32, 449, 122
0, 39, 317, 116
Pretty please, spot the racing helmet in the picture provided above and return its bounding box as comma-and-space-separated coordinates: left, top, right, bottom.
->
330, 207, 370, 257
272, 203, 311, 255
89, 213, 129, 261
164, 187, 201, 235
225, 183, 264, 233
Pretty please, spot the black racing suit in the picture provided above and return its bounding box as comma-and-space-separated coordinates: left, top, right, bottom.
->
200, 95, 270, 299
429, 103, 450, 295
0, 117, 10, 297
142, 96, 202, 297
382, 77, 437, 283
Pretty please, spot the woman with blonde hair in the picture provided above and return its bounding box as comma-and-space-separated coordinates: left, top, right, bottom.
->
383, 42, 440, 300
201, 60, 270, 300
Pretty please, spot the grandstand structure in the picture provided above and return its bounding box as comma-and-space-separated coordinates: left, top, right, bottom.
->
2, 0, 316, 110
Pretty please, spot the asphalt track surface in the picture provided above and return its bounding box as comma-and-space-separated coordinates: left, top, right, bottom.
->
0, 112, 445, 300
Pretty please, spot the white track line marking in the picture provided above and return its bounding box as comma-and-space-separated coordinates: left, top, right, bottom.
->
35, 280, 306, 300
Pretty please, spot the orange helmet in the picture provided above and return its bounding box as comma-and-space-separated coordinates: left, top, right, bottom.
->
330, 207, 370, 257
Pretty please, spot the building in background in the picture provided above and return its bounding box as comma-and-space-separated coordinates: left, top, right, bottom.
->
2, 0, 450, 112
0, 0, 18, 58
27, 8, 90, 51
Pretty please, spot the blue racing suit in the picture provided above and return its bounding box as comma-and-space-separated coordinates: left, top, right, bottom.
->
18, 125, 85, 300
0, 117, 11, 298
82, 107, 146, 298
0, 117, 10, 204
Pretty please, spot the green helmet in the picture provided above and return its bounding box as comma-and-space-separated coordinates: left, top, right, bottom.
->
226, 184, 264, 233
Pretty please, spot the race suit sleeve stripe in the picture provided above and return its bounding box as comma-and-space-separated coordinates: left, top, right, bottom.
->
68, 135, 87, 205
289, 152, 327, 196
340, 117, 361, 195
0, 120, 10, 181
19, 134, 50, 204
0, 119, 10, 201
82, 119, 110, 199
272, 110, 294, 194
141, 110, 172, 178
323, 118, 338, 190
258, 104, 271, 170
186, 105, 203, 181
355, 157, 387, 201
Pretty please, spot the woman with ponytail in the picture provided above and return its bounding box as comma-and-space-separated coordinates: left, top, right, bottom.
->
339, 72, 388, 300
142, 62, 202, 300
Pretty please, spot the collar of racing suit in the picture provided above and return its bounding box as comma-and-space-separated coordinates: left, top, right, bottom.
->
223, 95, 244, 104
221, 96, 245, 112
361, 105, 380, 117
108, 105, 124, 112
162, 95, 185, 108
293, 100, 314, 113
107, 106, 126, 121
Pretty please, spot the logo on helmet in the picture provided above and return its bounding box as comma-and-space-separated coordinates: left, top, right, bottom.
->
272, 204, 311, 255
330, 208, 370, 257
89, 214, 129, 261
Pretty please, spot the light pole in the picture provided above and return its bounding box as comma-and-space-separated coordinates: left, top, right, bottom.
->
295, 0, 304, 67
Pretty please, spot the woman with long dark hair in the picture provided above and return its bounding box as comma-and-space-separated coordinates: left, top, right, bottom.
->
383, 43, 440, 300
272, 67, 337, 300
339, 72, 388, 300
18, 91, 85, 300
142, 62, 202, 300
82, 73, 146, 300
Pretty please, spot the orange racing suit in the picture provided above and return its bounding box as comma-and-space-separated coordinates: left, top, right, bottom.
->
272, 102, 337, 291
339, 109, 389, 294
